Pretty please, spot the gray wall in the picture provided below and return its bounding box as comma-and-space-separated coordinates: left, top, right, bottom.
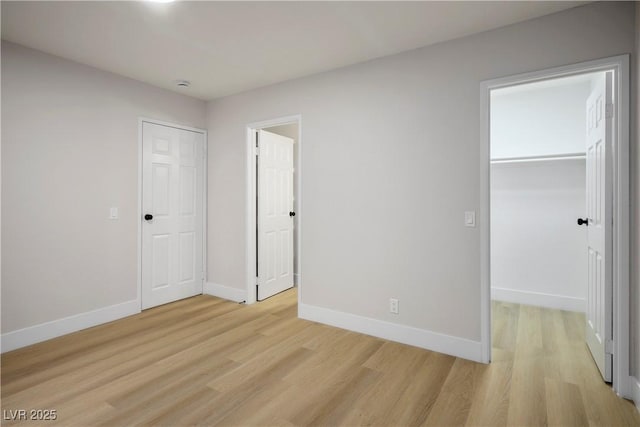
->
206, 2, 636, 342
1, 42, 206, 333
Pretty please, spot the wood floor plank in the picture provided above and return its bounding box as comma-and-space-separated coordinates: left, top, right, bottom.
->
202, 347, 315, 426
1, 297, 239, 396
544, 377, 589, 427
211, 379, 294, 427
280, 332, 384, 389
422, 358, 478, 426
341, 343, 430, 426
2, 306, 268, 410
506, 304, 547, 426
465, 360, 512, 426
2, 292, 639, 426
1, 295, 222, 376
383, 352, 457, 426
291, 366, 382, 427
492, 301, 519, 353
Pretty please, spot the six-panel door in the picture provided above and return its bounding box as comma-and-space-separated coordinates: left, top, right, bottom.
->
584, 73, 613, 382
257, 130, 294, 301
142, 122, 205, 309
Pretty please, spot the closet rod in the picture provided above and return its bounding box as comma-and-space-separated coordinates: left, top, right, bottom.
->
491, 152, 586, 164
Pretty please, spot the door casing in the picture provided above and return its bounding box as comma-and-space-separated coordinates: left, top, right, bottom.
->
479, 55, 630, 397
245, 115, 302, 305
137, 118, 208, 310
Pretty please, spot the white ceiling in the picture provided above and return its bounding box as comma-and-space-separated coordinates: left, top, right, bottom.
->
1, 1, 589, 101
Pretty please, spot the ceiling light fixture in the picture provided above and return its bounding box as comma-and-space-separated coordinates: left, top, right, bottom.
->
175, 80, 191, 88
147, 0, 175, 3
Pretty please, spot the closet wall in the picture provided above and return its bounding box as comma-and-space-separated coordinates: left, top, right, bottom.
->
490, 76, 596, 312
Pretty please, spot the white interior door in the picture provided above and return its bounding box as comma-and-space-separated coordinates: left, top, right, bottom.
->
142, 121, 205, 309
584, 72, 613, 382
257, 130, 294, 300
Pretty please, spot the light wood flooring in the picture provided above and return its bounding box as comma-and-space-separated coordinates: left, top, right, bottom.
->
2, 290, 639, 426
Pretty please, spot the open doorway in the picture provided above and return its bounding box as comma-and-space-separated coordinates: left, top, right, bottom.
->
490, 73, 597, 312
491, 71, 619, 379
245, 116, 302, 305
480, 55, 630, 397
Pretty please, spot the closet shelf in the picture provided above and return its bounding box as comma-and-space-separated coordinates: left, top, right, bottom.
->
490, 152, 586, 164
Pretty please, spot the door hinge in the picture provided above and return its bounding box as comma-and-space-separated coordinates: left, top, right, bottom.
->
605, 103, 614, 119
255, 130, 260, 156
605, 339, 614, 354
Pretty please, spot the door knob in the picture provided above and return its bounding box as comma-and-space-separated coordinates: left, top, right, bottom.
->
289, 211, 296, 217
577, 218, 588, 226
144, 214, 153, 221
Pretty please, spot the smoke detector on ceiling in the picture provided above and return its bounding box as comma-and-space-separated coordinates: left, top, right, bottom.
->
175, 80, 191, 88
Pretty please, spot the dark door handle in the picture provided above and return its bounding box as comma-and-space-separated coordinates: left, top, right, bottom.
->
144, 214, 153, 221
289, 211, 296, 217
577, 218, 588, 226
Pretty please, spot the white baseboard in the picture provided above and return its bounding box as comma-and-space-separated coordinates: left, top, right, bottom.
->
1, 299, 140, 353
298, 303, 483, 362
204, 282, 246, 303
491, 287, 585, 312
631, 376, 640, 413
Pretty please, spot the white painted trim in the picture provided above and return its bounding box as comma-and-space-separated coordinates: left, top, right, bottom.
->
1, 300, 139, 353
611, 55, 630, 399
491, 287, 585, 312
203, 282, 246, 303
630, 376, 640, 413
137, 118, 208, 311
245, 126, 257, 305
299, 303, 483, 362
137, 119, 143, 310
296, 118, 303, 306
491, 152, 586, 164
139, 117, 207, 135
479, 55, 631, 397
203, 130, 208, 286
480, 77, 491, 364
245, 115, 302, 306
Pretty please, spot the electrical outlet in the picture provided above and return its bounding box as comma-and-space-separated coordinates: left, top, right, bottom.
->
389, 298, 399, 314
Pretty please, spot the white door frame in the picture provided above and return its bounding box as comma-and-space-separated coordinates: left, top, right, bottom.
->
137, 117, 208, 310
245, 115, 302, 305
479, 55, 630, 397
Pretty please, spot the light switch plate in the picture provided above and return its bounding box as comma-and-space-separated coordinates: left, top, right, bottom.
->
110, 207, 119, 220
464, 211, 476, 227
389, 298, 399, 314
